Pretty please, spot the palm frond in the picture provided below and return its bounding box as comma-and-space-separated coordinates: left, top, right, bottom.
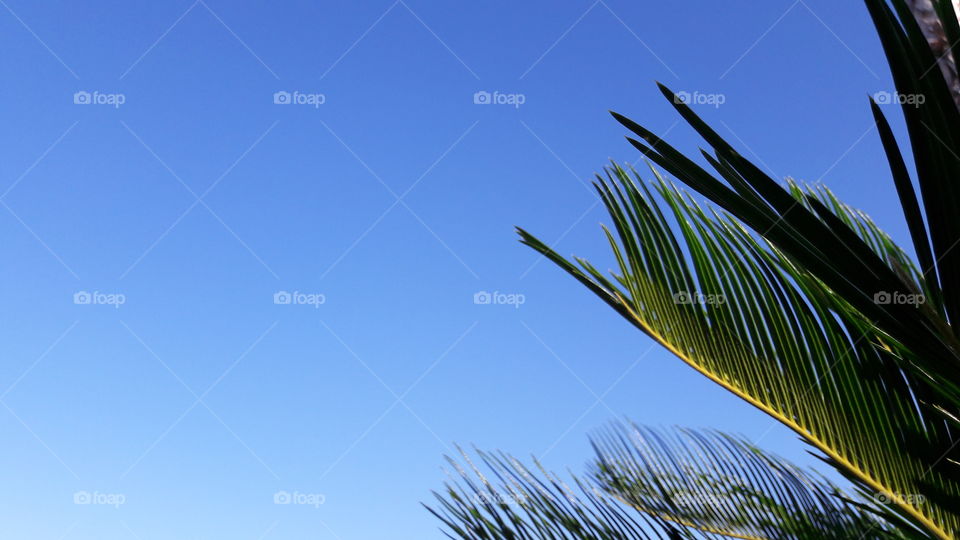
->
427, 425, 902, 539
426, 446, 690, 539
517, 164, 960, 538
590, 423, 909, 539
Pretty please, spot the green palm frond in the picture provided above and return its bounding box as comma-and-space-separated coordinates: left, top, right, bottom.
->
866, 0, 960, 333
590, 423, 907, 539
432, 1, 960, 538
427, 425, 901, 540
426, 446, 690, 539
517, 163, 960, 537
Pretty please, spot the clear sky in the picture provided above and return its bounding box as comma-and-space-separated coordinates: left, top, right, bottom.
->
0, 1, 916, 538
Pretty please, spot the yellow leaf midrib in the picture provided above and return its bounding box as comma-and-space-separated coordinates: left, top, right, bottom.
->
621, 302, 954, 540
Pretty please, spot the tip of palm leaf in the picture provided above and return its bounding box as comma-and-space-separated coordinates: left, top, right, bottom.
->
610, 110, 632, 127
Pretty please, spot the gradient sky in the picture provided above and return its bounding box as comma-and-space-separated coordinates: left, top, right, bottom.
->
0, 1, 917, 538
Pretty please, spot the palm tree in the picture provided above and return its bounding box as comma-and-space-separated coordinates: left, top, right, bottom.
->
428, 0, 960, 538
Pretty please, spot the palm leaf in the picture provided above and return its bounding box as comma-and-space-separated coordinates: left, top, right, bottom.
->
864, 0, 960, 340
591, 423, 909, 539
426, 446, 690, 539
517, 164, 960, 538
427, 425, 902, 539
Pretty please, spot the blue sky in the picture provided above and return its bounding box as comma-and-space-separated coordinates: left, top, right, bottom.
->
0, 1, 916, 538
